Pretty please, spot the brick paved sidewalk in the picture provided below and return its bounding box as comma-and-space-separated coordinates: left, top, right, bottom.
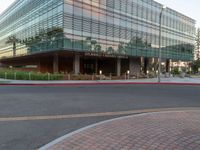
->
41, 110, 200, 150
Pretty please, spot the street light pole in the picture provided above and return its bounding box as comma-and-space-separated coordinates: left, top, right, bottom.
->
158, 5, 166, 83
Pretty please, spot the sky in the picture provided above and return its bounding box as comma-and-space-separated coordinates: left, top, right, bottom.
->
0, 0, 199, 27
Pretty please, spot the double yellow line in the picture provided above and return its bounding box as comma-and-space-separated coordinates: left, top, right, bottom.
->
0, 107, 199, 122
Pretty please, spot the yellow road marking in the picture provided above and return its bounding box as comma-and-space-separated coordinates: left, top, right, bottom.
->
0, 107, 199, 122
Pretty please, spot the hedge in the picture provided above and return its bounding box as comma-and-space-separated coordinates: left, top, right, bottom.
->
0, 70, 64, 80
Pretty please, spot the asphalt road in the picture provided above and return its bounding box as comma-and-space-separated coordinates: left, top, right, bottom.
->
0, 84, 200, 150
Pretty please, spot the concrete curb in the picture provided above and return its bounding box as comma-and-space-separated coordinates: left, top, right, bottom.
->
39, 109, 200, 150
1, 82, 200, 86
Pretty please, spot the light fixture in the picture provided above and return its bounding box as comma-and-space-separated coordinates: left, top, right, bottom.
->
158, 5, 166, 83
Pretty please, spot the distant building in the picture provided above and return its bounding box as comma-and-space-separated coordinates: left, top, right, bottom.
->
0, 0, 196, 75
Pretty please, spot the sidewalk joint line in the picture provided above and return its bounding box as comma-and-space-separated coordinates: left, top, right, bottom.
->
0, 107, 199, 122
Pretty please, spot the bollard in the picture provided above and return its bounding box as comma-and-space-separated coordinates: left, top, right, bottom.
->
99, 70, 102, 80
14, 72, 16, 80
29, 72, 31, 80
68, 74, 71, 80
127, 70, 130, 80
5, 72, 7, 79
48, 73, 50, 81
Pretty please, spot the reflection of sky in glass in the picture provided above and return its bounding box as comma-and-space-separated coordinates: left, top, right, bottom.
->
0, 0, 16, 14
1, 0, 199, 27
155, 0, 200, 27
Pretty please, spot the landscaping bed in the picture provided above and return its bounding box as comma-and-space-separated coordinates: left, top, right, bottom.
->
0, 69, 157, 81
0, 70, 64, 80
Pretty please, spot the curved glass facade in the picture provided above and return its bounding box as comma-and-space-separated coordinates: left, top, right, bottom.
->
0, 0, 196, 61
0, 0, 64, 58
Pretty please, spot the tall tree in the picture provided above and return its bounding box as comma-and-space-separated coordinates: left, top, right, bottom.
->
107, 47, 115, 54
94, 44, 101, 53
6, 35, 19, 57
191, 59, 200, 73
118, 42, 127, 54
195, 28, 200, 60
22, 27, 63, 52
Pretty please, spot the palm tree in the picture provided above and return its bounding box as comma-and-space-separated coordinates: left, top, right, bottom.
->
6, 35, 19, 57
107, 47, 114, 54
118, 42, 127, 54
94, 44, 101, 53
91, 40, 97, 51
196, 28, 200, 60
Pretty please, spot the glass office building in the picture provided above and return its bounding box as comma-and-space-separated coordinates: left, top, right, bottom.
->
0, 0, 196, 74
0, 0, 63, 57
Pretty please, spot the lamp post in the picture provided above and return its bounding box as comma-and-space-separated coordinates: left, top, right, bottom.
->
99, 70, 102, 75
158, 5, 166, 83
127, 70, 130, 80
99, 70, 102, 80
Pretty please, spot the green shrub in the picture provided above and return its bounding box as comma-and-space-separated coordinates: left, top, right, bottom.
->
171, 68, 180, 75
0, 69, 64, 80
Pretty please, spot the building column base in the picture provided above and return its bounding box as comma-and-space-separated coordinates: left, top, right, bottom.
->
116, 58, 121, 76
53, 54, 59, 74
129, 57, 141, 75
74, 54, 80, 75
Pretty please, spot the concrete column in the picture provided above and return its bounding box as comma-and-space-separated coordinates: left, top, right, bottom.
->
166, 59, 171, 73
129, 57, 141, 75
151, 58, 155, 64
149, 58, 156, 71
53, 54, 59, 73
116, 58, 121, 76
144, 58, 149, 74
95, 58, 98, 74
178, 60, 181, 72
74, 54, 80, 75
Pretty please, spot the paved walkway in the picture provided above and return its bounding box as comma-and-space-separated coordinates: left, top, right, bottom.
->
1, 77, 200, 85
40, 110, 200, 150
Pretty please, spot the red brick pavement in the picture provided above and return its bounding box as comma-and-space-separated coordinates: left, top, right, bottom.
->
44, 111, 200, 150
